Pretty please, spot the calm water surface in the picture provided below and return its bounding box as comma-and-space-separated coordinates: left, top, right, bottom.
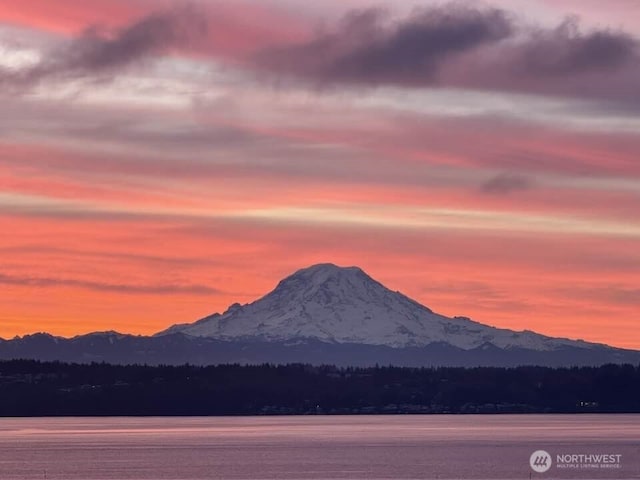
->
0, 415, 638, 479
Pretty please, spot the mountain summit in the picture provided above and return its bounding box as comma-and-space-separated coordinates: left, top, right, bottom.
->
159, 263, 588, 352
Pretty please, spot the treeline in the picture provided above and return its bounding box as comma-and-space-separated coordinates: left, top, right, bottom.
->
0, 360, 638, 416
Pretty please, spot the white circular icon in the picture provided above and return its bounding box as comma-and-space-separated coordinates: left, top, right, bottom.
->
530, 450, 552, 473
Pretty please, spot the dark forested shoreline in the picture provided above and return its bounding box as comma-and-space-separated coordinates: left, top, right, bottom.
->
0, 360, 638, 416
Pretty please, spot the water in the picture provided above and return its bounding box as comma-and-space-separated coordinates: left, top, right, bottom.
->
0, 415, 638, 479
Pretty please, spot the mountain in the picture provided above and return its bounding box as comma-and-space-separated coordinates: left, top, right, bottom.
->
158, 263, 598, 351
1, 263, 639, 367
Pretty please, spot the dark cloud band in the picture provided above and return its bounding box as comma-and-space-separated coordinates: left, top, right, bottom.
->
257, 6, 512, 85
254, 4, 640, 100
2, 3, 638, 101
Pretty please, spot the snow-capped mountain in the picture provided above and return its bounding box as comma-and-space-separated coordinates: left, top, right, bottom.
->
158, 263, 595, 352
3, 263, 638, 367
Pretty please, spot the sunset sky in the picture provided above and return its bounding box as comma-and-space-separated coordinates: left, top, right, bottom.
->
0, 0, 638, 348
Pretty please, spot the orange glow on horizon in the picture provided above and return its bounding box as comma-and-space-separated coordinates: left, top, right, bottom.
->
1, 209, 639, 349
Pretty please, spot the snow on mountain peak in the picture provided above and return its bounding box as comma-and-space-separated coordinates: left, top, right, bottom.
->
271, 263, 376, 299
158, 263, 592, 351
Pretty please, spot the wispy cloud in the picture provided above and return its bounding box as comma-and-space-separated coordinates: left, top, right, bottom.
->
0, 273, 219, 295
481, 173, 535, 194
0, 5, 207, 89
